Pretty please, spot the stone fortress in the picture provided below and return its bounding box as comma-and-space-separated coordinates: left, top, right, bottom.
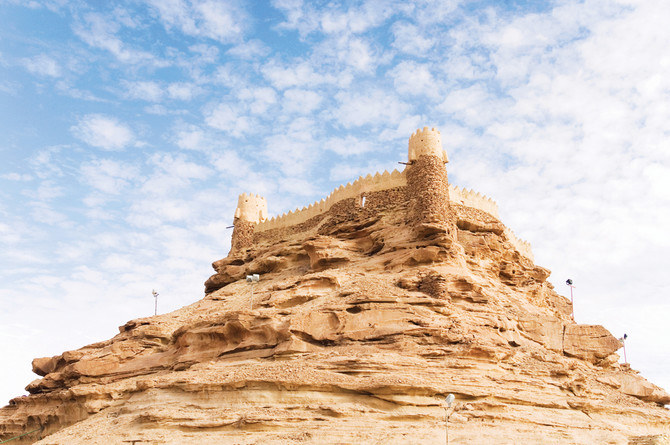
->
227, 127, 531, 262
3, 127, 669, 444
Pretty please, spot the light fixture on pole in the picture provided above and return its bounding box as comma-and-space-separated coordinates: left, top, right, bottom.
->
444, 393, 455, 445
246, 274, 260, 310
566, 279, 575, 319
619, 333, 628, 364
152, 289, 159, 316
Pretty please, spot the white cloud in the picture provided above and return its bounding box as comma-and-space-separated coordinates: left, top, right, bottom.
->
334, 89, 410, 128
1, 173, 32, 181
391, 21, 435, 54
262, 118, 319, 175
389, 60, 437, 96
261, 59, 339, 89
147, 0, 247, 44
167, 82, 198, 100
237, 87, 278, 114
73, 12, 163, 66
123, 80, 163, 101
272, 0, 399, 36
71, 114, 135, 150
282, 88, 322, 114
226, 39, 270, 59
80, 159, 140, 194
210, 150, 252, 178
148, 152, 212, 182
175, 126, 206, 150
204, 102, 255, 136
322, 135, 379, 157
21, 54, 62, 77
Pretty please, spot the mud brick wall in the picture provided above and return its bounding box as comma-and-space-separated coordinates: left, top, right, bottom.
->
254, 187, 408, 245
230, 219, 255, 252
405, 155, 456, 237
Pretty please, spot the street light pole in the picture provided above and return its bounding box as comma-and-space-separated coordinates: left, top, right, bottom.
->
566, 279, 575, 320
152, 289, 159, 316
619, 333, 628, 363
444, 394, 455, 445
246, 274, 260, 310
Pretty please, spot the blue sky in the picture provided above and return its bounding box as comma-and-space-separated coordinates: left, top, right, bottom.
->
1, 0, 669, 405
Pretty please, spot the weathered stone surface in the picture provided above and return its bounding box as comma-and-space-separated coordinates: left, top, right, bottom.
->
31, 357, 61, 377
617, 373, 670, 405
563, 324, 622, 364
518, 315, 564, 352
2, 128, 668, 444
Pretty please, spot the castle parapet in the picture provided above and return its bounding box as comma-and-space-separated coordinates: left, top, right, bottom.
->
504, 227, 534, 261
256, 169, 406, 232
449, 185, 500, 218
408, 127, 449, 163
232, 127, 533, 261
234, 193, 268, 224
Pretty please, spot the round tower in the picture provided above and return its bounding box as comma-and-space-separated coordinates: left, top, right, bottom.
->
231, 193, 267, 252
405, 127, 456, 238
408, 127, 449, 163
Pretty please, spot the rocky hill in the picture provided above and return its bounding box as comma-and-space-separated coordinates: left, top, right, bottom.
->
1, 128, 669, 444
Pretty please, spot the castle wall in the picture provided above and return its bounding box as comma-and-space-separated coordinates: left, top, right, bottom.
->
503, 228, 534, 261
448, 185, 500, 219
405, 155, 455, 237
255, 169, 406, 232
235, 193, 267, 224
230, 219, 255, 252
252, 187, 407, 245
242, 170, 532, 260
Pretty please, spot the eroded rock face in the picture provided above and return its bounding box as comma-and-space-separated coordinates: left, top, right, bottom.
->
563, 324, 623, 363
2, 203, 669, 445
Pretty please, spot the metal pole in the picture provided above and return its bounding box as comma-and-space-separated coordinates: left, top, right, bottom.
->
154, 295, 157, 316
623, 339, 627, 363
445, 408, 449, 445
569, 284, 574, 320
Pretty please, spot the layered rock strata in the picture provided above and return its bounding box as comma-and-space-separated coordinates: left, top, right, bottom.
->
1, 128, 669, 444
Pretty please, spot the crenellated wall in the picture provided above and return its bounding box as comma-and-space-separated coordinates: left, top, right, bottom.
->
503, 227, 534, 261
448, 185, 500, 219
246, 171, 532, 260
255, 169, 406, 231
232, 126, 533, 261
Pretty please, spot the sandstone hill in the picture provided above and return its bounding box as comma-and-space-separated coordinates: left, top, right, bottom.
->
1, 128, 669, 444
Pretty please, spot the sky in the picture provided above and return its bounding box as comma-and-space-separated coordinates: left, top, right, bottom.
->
1, 0, 669, 406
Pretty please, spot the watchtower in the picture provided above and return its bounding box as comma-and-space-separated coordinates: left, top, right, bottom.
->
405, 127, 456, 238
231, 193, 267, 252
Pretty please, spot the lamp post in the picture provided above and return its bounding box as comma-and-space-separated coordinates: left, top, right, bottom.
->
566, 279, 575, 319
619, 333, 628, 363
152, 289, 159, 316
246, 274, 259, 310
444, 393, 455, 445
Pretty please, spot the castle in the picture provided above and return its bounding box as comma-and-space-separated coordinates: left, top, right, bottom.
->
227, 127, 532, 261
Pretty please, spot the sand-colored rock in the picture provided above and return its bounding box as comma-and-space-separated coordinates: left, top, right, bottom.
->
563, 324, 623, 364
1, 128, 668, 444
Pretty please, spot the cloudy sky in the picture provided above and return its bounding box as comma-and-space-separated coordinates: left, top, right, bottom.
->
1, 0, 669, 405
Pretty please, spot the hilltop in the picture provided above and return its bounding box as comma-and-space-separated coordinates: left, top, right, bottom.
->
1, 128, 668, 444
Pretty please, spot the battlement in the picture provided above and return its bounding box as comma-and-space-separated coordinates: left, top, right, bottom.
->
504, 227, 534, 261
234, 193, 268, 224
233, 127, 533, 260
448, 185, 500, 218
408, 127, 448, 163
256, 169, 406, 231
